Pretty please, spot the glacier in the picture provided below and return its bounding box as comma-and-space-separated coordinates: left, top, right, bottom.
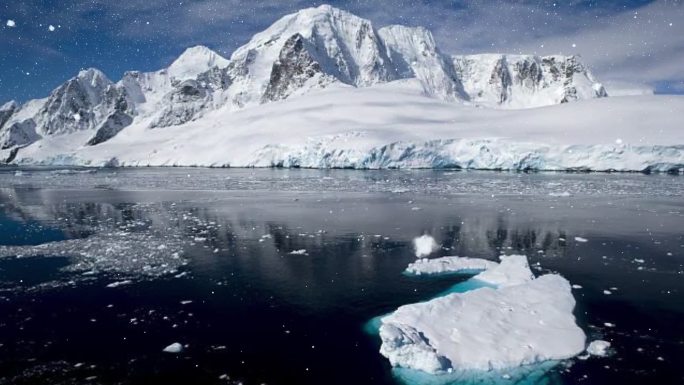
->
0, 4, 681, 172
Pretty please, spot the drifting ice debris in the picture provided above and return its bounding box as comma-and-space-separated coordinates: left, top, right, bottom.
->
162, 342, 184, 353
413, 235, 439, 258
0, 231, 187, 284
288, 249, 308, 255
574, 237, 588, 243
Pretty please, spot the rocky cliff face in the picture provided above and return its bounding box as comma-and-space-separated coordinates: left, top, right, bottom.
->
453, 54, 607, 108
0, 4, 609, 154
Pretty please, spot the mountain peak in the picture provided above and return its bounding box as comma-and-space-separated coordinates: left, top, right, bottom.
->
76, 68, 110, 83
1, 100, 18, 111
168, 45, 229, 81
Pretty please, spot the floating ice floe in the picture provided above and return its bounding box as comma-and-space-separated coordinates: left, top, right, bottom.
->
106, 280, 133, 288
574, 237, 588, 243
405, 256, 498, 276
586, 340, 611, 357
162, 342, 184, 353
288, 249, 308, 255
413, 234, 439, 258
378, 255, 586, 374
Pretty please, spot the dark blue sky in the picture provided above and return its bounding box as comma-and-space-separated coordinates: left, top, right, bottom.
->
1, 0, 682, 103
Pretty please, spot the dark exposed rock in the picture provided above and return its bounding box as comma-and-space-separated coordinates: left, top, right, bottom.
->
489, 58, 512, 103
86, 111, 134, 146
151, 79, 210, 128
262, 33, 326, 103
196, 66, 232, 90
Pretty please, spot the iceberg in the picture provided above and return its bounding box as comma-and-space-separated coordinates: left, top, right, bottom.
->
378, 255, 586, 374
586, 340, 611, 357
162, 342, 184, 353
413, 235, 439, 258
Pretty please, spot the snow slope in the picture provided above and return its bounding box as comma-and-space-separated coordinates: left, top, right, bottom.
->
4, 80, 682, 172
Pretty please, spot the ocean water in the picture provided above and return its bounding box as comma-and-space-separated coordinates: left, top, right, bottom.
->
0, 168, 682, 385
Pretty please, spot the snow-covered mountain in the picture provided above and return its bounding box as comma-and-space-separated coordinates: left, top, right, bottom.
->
1, 4, 679, 172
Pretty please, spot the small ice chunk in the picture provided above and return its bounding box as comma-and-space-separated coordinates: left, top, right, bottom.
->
587, 340, 611, 357
405, 256, 498, 275
6, 20, 16, 27
48, 24, 55, 32
288, 249, 308, 255
162, 342, 183, 353
574, 237, 588, 243
572, 284, 583, 289
106, 280, 132, 288
603, 290, 612, 295
413, 234, 439, 258
549, 191, 572, 197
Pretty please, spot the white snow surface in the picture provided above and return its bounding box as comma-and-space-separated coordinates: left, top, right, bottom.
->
413, 234, 439, 258
379, 255, 586, 373
4, 81, 682, 172
405, 256, 498, 275
167, 45, 230, 81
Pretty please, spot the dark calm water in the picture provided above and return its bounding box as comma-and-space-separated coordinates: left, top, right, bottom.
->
0, 168, 682, 385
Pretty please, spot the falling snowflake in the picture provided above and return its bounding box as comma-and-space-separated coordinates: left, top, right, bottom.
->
6, 19, 16, 27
